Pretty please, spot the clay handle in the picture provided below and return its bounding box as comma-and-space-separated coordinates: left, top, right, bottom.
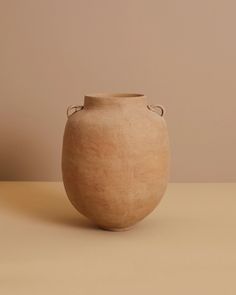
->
67, 105, 84, 118
147, 105, 165, 117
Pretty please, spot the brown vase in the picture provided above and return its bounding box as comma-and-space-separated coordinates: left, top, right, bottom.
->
62, 93, 170, 231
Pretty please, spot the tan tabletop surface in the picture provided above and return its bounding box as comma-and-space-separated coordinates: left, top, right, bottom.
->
0, 182, 235, 294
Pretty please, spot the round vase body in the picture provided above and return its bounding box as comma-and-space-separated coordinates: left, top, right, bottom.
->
62, 93, 170, 231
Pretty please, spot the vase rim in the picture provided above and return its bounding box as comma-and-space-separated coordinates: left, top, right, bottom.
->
85, 93, 146, 99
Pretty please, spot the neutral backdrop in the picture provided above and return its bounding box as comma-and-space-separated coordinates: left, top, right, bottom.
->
0, 0, 235, 181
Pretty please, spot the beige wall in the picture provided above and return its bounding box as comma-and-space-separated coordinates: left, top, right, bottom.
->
0, 0, 235, 181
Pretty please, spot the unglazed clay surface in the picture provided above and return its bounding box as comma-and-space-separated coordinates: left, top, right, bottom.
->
62, 93, 170, 230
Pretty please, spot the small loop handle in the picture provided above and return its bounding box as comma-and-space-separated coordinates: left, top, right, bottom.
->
67, 105, 84, 118
147, 105, 165, 117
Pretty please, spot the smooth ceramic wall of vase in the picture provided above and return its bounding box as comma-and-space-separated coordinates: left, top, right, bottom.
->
62, 93, 170, 231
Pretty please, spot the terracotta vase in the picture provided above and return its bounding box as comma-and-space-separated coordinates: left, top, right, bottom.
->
62, 93, 170, 231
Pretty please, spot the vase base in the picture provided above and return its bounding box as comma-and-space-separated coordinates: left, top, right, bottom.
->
99, 226, 133, 232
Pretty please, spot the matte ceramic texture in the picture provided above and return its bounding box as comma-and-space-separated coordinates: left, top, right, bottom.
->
62, 93, 170, 231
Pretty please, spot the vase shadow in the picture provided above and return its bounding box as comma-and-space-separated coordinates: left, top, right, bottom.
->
0, 182, 98, 230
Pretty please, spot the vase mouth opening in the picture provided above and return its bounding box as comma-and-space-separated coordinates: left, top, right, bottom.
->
85, 93, 146, 99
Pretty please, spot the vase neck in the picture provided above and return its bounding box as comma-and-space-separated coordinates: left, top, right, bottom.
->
84, 93, 147, 109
